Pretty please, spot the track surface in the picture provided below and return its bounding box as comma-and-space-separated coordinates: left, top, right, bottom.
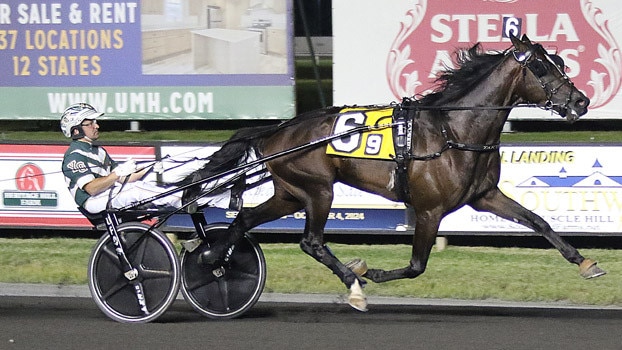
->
1, 292, 621, 350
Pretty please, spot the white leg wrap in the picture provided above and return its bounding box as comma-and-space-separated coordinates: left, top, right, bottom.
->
348, 279, 368, 312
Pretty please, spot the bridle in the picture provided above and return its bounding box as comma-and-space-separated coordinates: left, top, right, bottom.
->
394, 46, 579, 162
511, 46, 576, 114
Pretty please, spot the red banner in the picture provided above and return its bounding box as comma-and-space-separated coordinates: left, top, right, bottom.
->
0, 143, 155, 229
334, 0, 622, 120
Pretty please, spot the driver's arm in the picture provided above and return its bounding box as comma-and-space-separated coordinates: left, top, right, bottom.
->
83, 167, 151, 196
83, 173, 121, 196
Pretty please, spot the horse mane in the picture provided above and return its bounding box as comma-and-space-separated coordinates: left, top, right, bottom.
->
189, 45, 507, 182
419, 43, 508, 106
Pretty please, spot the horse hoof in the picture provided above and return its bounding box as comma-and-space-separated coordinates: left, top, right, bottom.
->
348, 279, 368, 312
345, 258, 368, 277
579, 258, 607, 279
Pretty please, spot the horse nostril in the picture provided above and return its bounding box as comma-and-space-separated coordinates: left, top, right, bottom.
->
576, 98, 589, 108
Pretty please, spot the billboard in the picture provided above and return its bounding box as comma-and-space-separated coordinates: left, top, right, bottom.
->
0, 0, 294, 120
440, 144, 622, 234
0, 143, 155, 228
333, 0, 622, 120
2, 141, 622, 235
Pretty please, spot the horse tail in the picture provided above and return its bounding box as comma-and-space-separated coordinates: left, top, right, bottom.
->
200, 124, 277, 174
181, 124, 279, 209
181, 107, 342, 209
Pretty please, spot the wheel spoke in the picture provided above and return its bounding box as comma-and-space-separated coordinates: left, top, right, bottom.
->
123, 232, 150, 263
185, 270, 216, 291
232, 270, 260, 281
133, 235, 148, 263
101, 244, 123, 269
133, 281, 150, 316
100, 277, 129, 300
140, 267, 173, 280
216, 277, 230, 312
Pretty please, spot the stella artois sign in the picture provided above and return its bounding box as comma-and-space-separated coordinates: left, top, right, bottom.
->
334, 0, 622, 120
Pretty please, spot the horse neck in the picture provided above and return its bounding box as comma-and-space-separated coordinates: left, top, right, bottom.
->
442, 59, 521, 145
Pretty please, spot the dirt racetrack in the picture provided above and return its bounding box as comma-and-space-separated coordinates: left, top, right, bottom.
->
1, 289, 621, 350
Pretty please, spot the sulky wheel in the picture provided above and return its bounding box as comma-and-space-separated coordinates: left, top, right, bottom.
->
87, 222, 180, 323
180, 223, 266, 319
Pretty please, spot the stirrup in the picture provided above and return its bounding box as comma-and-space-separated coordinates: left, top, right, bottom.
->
181, 238, 202, 253
184, 201, 198, 214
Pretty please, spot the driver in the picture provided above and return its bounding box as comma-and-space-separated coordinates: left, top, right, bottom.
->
60, 103, 231, 214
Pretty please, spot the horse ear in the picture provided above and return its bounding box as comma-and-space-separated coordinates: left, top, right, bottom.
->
521, 34, 531, 43
510, 34, 527, 52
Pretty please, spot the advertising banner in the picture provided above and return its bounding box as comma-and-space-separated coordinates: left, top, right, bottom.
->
441, 144, 622, 234
0, 0, 294, 120
2, 142, 622, 236
0, 143, 155, 228
333, 0, 622, 120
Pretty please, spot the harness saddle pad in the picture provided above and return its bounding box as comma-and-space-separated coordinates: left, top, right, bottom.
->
326, 107, 396, 160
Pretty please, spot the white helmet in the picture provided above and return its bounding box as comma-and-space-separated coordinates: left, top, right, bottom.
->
60, 103, 104, 138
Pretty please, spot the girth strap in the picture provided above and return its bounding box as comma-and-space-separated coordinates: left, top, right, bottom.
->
391, 104, 414, 204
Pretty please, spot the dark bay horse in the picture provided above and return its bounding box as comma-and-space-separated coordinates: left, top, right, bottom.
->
186, 35, 603, 311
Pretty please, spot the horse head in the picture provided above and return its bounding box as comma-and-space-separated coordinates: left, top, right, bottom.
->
510, 34, 589, 122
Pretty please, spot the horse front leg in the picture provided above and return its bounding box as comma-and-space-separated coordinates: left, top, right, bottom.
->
364, 211, 442, 283
470, 188, 606, 279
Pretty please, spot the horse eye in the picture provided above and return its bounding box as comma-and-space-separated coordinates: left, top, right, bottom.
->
531, 59, 548, 77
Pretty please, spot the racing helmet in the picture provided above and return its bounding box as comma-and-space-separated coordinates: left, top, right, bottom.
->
60, 103, 104, 139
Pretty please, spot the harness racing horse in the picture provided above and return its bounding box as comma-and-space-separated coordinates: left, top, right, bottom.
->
185, 35, 604, 311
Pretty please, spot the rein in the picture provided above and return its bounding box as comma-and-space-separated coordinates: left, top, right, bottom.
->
409, 127, 501, 161
400, 103, 540, 111
392, 98, 505, 162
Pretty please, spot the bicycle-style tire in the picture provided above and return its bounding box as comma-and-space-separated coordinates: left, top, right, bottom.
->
87, 222, 180, 323
180, 223, 266, 319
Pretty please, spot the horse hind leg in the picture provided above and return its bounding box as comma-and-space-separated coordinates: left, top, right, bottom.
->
296, 190, 369, 311
299, 239, 368, 311
199, 193, 303, 265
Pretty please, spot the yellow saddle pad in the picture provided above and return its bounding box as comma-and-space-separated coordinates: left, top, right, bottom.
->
326, 107, 395, 160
